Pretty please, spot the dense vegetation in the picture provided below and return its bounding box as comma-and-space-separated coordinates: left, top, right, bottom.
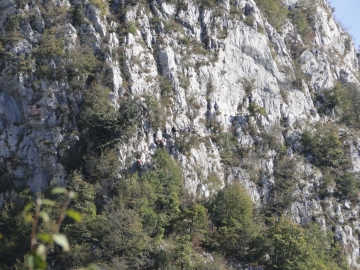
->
0, 151, 350, 269
0, 0, 359, 269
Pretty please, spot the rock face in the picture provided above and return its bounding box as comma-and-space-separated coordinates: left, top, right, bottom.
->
1, 0, 360, 267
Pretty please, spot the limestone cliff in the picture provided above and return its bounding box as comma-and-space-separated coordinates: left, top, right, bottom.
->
1, 0, 360, 268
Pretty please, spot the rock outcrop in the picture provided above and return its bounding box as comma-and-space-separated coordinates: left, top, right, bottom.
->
1, 0, 360, 267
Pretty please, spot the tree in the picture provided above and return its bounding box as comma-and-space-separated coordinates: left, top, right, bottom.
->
302, 129, 344, 167
263, 218, 348, 270
211, 182, 257, 258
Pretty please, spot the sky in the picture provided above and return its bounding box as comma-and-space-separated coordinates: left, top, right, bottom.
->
328, 0, 360, 49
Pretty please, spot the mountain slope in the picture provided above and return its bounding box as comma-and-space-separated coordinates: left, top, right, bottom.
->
1, 0, 360, 268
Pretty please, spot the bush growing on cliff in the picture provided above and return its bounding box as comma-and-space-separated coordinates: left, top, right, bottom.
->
211, 182, 257, 258
80, 85, 140, 149
90, 0, 108, 16
272, 155, 300, 211
33, 28, 64, 59
255, 0, 289, 32
289, 0, 316, 42
302, 128, 344, 168
320, 83, 360, 128
65, 46, 98, 78
261, 217, 348, 270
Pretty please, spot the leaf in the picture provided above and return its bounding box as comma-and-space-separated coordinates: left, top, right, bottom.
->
30, 245, 47, 270
66, 209, 82, 222
23, 202, 34, 215
68, 191, 77, 199
39, 211, 50, 222
51, 187, 68, 195
36, 244, 47, 261
28, 254, 35, 269
37, 233, 52, 243
25, 213, 33, 223
0, 234, 3, 240
52, 234, 70, 251
41, 199, 56, 206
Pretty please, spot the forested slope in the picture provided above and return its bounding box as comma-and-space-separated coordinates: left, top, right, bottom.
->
0, 0, 360, 269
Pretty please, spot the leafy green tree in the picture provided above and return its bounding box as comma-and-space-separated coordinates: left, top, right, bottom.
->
80, 85, 140, 149
255, 0, 289, 31
211, 182, 257, 258
67, 172, 97, 217
263, 218, 348, 270
33, 28, 64, 59
321, 83, 360, 128
0, 190, 32, 269
302, 129, 344, 167
265, 217, 308, 269
272, 155, 299, 211
142, 149, 183, 220
337, 172, 360, 201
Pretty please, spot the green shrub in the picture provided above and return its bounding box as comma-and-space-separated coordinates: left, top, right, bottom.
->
70, 4, 85, 25
262, 218, 348, 270
90, 0, 108, 16
248, 102, 266, 117
242, 78, 256, 95
158, 76, 173, 96
65, 46, 98, 78
33, 28, 64, 59
175, 133, 200, 156
302, 129, 344, 167
126, 21, 137, 35
289, 1, 316, 42
80, 85, 140, 149
196, 0, 221, 8
272, 155, 300, 210
144, 94, 166, 129
84, 149, 119, 183
320, 83, 360, 128
211, 182, 257, 258
244, 15, 255, 27
254, 0, 289, 32
337, 172, 359, 201
5, 15, 21, 32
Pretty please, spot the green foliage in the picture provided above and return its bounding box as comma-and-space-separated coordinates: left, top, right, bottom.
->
67, 172, 97, 217
159, 76, 173, 96
337, 172, 360, 201
262, 218, 348, 270
175, 133, 200, 156
0, 190, 32, 269
242, 78, 256, 95
90, 0, 108, 16
126, 21, 137, 35
211, 132, 250, 166
255, 0, 289, 32
158, 76, 173, 107
5, 15, 21, 32
143, 94, 166, 129
272, 155, 300, 211
196, 0, 221, 8
248, 102, 266, 117
80, 85, 140, 149
25, 188, 80, 270
33, 28, 64, 59
65, 46, 98, 78
320, 83, 360, 128
84, 149, 119, 183
302, 129, 344, 167
244, 15, 255, 27
288, 0, 316, 43
70, 4, 85, 25
211, 183, 257, 258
